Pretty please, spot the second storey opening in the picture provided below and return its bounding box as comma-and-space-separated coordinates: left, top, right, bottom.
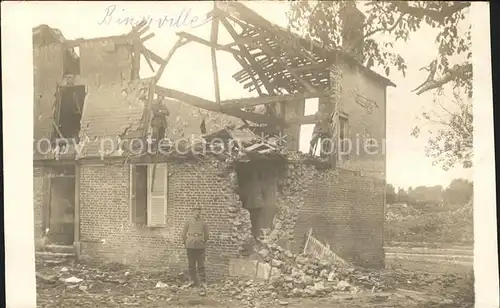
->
53, 85, 86, 144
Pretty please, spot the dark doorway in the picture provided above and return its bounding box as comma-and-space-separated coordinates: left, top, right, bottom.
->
235, 160, 283, 239
48, 176, 75, 245
54, 85, 86, 143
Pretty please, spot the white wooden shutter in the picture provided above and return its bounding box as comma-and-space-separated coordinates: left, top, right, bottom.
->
147, 163, 168, 227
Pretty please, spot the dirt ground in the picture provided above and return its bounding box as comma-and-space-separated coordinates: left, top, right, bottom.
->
36, 258, 474, 308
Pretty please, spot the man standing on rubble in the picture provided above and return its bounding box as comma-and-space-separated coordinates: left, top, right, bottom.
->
309, 103, 332, 156
182, 204, 209, 288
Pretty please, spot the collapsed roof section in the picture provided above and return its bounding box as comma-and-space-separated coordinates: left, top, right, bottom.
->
123, 123, 331, 166
33, 23, 161, 160
219, 2, 396, 94
34, 2, 393, 164
153, 2, 395, 127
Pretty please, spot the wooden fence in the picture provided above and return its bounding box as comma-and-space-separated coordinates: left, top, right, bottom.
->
303, 228, 350, 267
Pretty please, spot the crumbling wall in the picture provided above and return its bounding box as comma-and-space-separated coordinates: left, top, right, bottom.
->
231, 160, 286, 254
33, 44, 64, 154
79, 39, 132, 90
79, 159, 239, 280
164, 99, 242, 141
236, 162, 385, 268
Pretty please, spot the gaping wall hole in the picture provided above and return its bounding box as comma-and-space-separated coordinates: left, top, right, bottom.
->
235, 160, 285, 250
299, 97, 319, 154
63, 46, 80, 75
54, 85, 86, 144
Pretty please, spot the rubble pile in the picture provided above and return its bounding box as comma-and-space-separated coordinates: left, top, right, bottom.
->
385, 204, 423, 222
228, 162, 313, 257
250, 241, 360, 298
385, 201, 473, 243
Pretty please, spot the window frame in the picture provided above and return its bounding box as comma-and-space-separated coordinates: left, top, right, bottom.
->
129, 163, 168, 227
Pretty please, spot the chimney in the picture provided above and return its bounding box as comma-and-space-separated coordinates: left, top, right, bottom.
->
339, 3, 366, 62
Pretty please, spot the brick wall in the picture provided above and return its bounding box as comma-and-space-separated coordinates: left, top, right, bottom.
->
79, 39, 132, 90
79, 159, 239, 280
290, 165, 385, 268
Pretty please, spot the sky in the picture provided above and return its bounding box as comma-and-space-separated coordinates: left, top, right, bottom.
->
26, 1, 472, 189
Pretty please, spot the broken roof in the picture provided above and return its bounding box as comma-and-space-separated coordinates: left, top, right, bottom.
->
33, 24, 66, 46
78, 78, 155, 158
216, 2, 396, 94
33, 24, 79, 59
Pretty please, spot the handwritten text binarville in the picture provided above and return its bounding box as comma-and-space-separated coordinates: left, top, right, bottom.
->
97, 5, 214, 28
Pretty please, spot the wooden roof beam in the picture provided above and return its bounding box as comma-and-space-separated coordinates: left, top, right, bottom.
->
290, 62, 330, 73
154, 37, 188, 82
131, 33, 141, 79
258, 39, 317, 93
140, 43, 156, 72
219, 17, 278, 116
285, 115, 317, 125
210, 5, 221, 103
232, 54, 264, 96
176, 31, 242, 56
140, 33, 155, 43
220, 91, 329, 109
141, 46, 165, 66
155, 86, 283, 125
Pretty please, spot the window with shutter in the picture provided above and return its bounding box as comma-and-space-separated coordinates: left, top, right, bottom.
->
147, 163, 168, 227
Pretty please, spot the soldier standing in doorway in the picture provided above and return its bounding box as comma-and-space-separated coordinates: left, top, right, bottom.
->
309, 103, 332, 156
182, 205, 209, 288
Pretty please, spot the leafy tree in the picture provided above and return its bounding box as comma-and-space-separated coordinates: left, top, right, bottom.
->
287, 1, 471, 96
396, 187, 408, 204
407, 185, 443, 206
386, 183, 397, 204
412, 90, 472, 170
443, 178, 473, 205
286, 1, 472, 169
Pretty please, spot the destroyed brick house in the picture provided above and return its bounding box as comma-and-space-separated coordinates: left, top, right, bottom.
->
33, 3, 394, 279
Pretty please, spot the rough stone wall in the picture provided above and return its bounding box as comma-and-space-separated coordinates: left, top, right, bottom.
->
33, 44, 64, 146
79, 39, 132, 90
34, 166, 50, 240
79, 159, 240, 280
333, 62, 387, 179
